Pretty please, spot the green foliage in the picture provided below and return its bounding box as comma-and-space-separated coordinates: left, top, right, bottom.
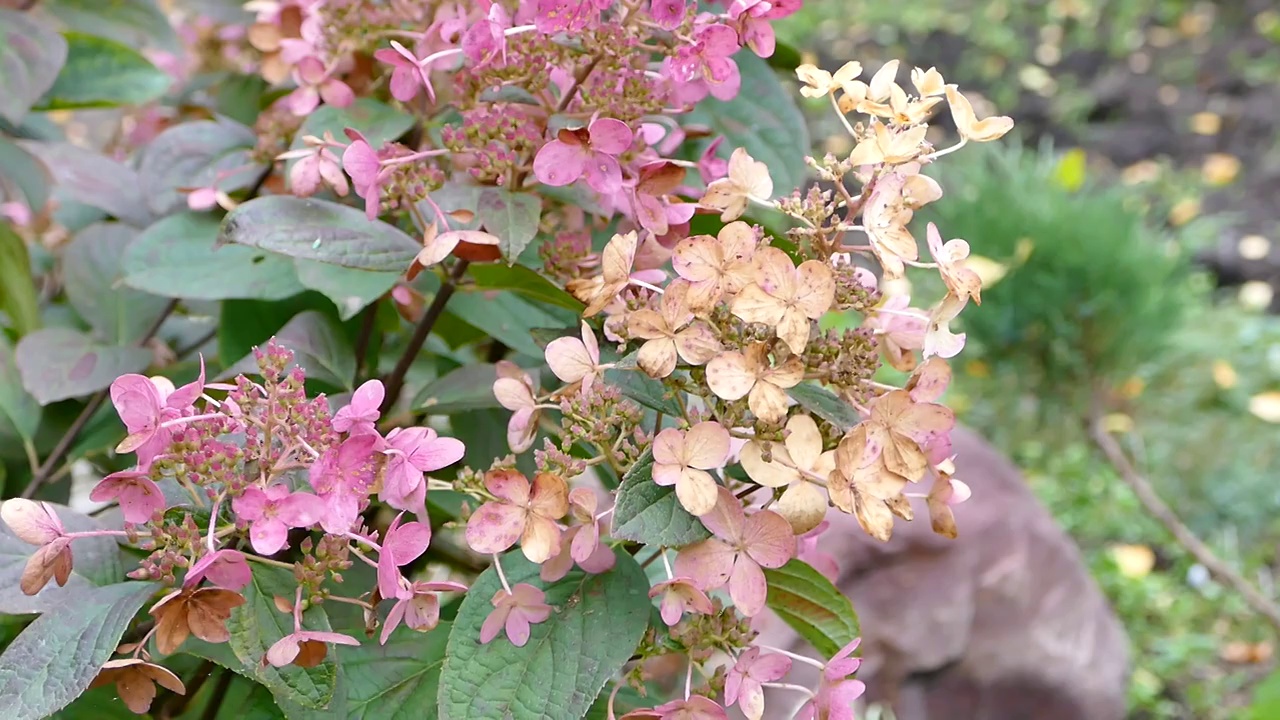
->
227, 564, 338, 710
438, 550, 651, 720
137, 118, 263, 216
37, 32, 170, 110
0, 9, 68, 124
0, 502, 124, 614
0, 222, 40, 337
218, 196, 422, 272
0, 581, 157, 719
763, 559, 860, 657
612, 450, 712, 546
919, 142, 1197, 407
63, 223, 171, 345
788, 382, 859, 431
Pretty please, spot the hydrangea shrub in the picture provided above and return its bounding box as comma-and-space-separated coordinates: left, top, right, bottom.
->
0, 1, 1011, 718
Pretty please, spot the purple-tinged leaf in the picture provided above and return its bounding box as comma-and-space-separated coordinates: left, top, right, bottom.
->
138, 118, 263, 215
18, 141, 151, 227
219, 196, 421, 272
64, 223, 171, 345
0, 9, 67, 124
0, 581, 157, 717
15, 328, 152, 405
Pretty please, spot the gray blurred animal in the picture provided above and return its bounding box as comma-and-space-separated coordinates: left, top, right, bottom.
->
753, 425, 1131, 720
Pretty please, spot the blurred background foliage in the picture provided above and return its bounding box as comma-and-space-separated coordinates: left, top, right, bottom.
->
776, 2, 1280, 718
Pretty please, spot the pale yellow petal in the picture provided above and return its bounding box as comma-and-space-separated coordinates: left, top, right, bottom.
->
739, 440, 801, 488
705, 352, 757, 401
776, 482, 829, 534
676, 469, 719, 516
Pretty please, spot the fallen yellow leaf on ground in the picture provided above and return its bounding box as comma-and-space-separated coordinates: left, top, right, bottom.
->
1211, 360, 1238, 389
1190, 112, 1221, 135
1248, 392, 1280, 423
1201, 153, 1241, 186
1109, 544, 1155, 578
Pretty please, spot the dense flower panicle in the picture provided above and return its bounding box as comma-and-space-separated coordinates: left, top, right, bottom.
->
42, 0, 1014, 709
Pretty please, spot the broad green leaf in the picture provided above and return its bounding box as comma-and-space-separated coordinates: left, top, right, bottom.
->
1248, 667, 1280, 720
0, 581, 157, 718
414, 182, 483, 232
0, 9, 68, 124
19, 141, 151, 227
15, 327, 152, 405
448, 291, 575, 358
183, 637, 339, 720
123, 212, 306, 301
138, 118, 263, 215
227, 564, 338, 710
684, 51, 811, 199
467, 263, 584, 313
293, 260, 400, 321
452, 408, 530, 473
787, 382, 860, 431
0, 223, 40, 336
219, 196, 421, 272
63, 223, 171, 345
477, 188, 541, 262
216, 294, 336, 368
438, 550, 651, 720
342, 623, 449, 719
267, 310, 355, 391
0, 501, 123, 615
0, 135, 53, 211
604, 368, 683, 416
44, 0, 181, 52
611, 449, 711, 546
413, 363, 502, 414
0, 336, 40, 444
36, 32, 170, 109
287, 98, 414, 176
762, 559, 860, 657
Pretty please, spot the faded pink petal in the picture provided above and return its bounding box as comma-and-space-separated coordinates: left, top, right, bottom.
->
673, 538, 736, 591
583, 154, 623, 195
185, 549, 251, 591
1, 499, 65, 545
532, 140, 588, 187
696, 488, 747, 541
650, 0, 686, 29
464, 503, 525, 554
486, 470, 531, 505
90, 470, 164, 524
728, 555, 767, 616
588, 117, 634, 155
333, 379, 383, 433
683, 422, 730, 469
110, 374, 162, 436
740, 510, 795, 568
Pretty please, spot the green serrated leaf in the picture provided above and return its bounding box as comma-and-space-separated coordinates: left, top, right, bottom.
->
787, 382, 860, 431
44, 0, 181, 52
0, 135, 52, 212
14, 327, 152, 405
477, 188, 541, 263
685, 51, 811, 200
467, 263, 583, 313
604, 367, 683, 416
448, 291, 574, 358
138, 118, 263, 215
0, 9, 68, 124
123, 212, 306, 301
19, 141, 151, 227
413, 363, 502, 414
227, 564, 338, 710
0, 336, 40, 445
611, 449, 711, 546
219, 196, 421, 272
0, 581, 158, 719
37, 32, 170, 109
293, 260, 399, 321
0, 222, 40, 337
0, 501, 124, 615
342, 624, 449, 719
63, 223, 171, 345
762, 559, 860, 657
438, 550, 650, 720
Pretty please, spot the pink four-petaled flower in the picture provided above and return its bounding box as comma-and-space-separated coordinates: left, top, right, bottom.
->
533, 117, 634, 195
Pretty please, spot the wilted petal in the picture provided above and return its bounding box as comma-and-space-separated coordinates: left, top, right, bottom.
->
683, 422, 731, 469
1, 499, 64, 545
731, 283, 785, 326
485, 469, 531, 505
775, 481, 828, 534
528, 473, 569, 520
739, 441, 799, 488
785, 414, 825, 471
520, 515, 562, 564
747, 382, 790, 424
637, 338, 679, 378
727, 556, 767, 616
741, 509, 795, 568
698, 487, 747, 540
546, 337, 595, 384
675, 468, 719, 516
705, 352, 756, 401
465, 503, 525, 554
674, 538, 737, 590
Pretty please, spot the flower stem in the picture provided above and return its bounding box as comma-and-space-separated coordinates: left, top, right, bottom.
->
761, 682, 816, 697
493, 554, 513, 595
756, 644, 827, 670
244, 553, 295, 571
379, 259, 470, 414
660, 549, 674, 580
